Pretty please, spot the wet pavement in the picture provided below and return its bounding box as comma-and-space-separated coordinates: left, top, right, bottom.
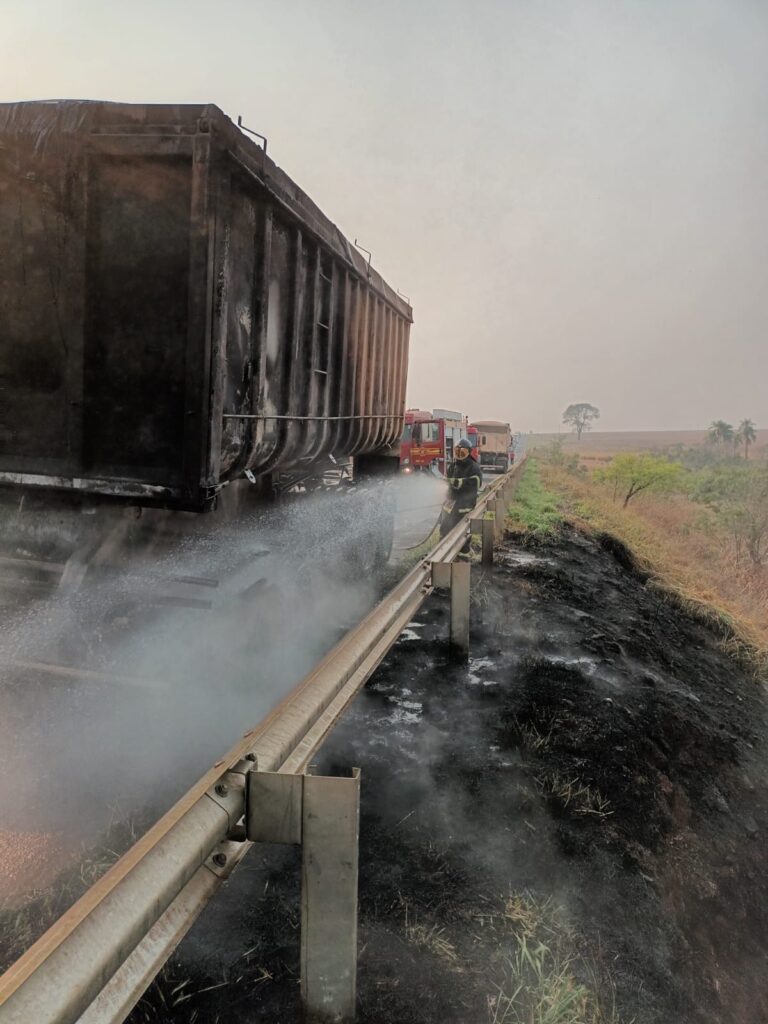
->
0, 477, 447, 907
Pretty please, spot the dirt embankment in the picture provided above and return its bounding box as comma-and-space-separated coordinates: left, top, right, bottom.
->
132, 524, 768, 1024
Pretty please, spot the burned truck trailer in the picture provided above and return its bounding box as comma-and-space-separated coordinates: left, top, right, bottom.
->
0, 101, 412, 512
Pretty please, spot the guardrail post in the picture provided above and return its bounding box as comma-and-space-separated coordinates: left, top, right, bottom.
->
502, 460, 523, 504
302, 768, 360, 1023
431, 560, 451, 589
494, 499, 506, 542
450, 560, 470, 658
5, 496, 507, 1024
481, 517, 494, 566
247, 768, 361, 1023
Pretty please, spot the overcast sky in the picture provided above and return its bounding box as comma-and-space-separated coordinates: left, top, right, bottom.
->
3, 0, 767, 431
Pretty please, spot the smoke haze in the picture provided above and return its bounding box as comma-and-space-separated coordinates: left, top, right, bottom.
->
3, 0, 766, 431
0, 484, 415, 896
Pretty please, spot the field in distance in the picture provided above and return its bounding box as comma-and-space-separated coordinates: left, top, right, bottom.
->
530, 429, 768, 463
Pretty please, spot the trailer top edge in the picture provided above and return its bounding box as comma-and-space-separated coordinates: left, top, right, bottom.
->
0, 99, 413, 322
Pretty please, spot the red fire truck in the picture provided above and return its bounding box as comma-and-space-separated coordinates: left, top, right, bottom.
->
467, 425, 480, 461
400, 408, 472, 475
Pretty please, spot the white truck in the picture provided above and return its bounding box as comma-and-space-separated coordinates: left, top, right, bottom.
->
470, 420, 513, 473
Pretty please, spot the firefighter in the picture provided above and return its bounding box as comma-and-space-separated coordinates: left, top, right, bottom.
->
439, 439, 482, 544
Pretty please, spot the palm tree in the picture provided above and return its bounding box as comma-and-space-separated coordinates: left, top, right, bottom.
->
707, 420, 734, 447
735, 419, 757, 459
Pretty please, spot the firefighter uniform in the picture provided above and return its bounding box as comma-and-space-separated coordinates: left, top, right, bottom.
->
439, 444, 482, 542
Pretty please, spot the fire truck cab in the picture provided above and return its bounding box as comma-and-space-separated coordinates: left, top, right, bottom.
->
400, 408, 468, 475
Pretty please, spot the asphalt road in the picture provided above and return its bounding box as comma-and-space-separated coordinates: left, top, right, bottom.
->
0, 490, 399, 904
0, 468, 505, 906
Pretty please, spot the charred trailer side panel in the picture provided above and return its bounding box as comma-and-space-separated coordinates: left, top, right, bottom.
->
0, 101, 412, 511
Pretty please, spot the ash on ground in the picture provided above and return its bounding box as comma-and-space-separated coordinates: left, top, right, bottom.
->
132, 524, 768, 1024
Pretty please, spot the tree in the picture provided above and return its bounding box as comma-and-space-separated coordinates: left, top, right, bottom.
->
594, 453, 685, 508
735, 419, 757, 460
562, 403, 600, 441
692, 463, 768, 567
706, 420, 734, 447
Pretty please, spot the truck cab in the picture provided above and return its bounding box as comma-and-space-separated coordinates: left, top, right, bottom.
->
400, 409, 469, 476
470, 420, 513, 473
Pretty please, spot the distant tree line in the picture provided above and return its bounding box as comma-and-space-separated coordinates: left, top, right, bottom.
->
692, 462, 768, 569
546, 414, 766, 568
707, 419, 757, 459
594, 444, 767, 568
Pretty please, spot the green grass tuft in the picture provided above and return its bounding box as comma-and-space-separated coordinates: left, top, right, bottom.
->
506, 461, 563, 536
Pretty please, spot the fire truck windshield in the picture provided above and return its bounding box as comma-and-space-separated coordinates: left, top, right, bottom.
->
416, 422, 439, 442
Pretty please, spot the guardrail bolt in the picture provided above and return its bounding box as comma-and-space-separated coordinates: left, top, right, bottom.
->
212, 852, 228, 868
215, 783, 229, 797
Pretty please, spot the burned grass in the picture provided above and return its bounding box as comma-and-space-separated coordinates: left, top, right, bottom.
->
127, 521, 767, 1024
326, 525, 768, 1023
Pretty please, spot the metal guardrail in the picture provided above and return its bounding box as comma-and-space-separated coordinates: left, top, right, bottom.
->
0, 458, 526, 1024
